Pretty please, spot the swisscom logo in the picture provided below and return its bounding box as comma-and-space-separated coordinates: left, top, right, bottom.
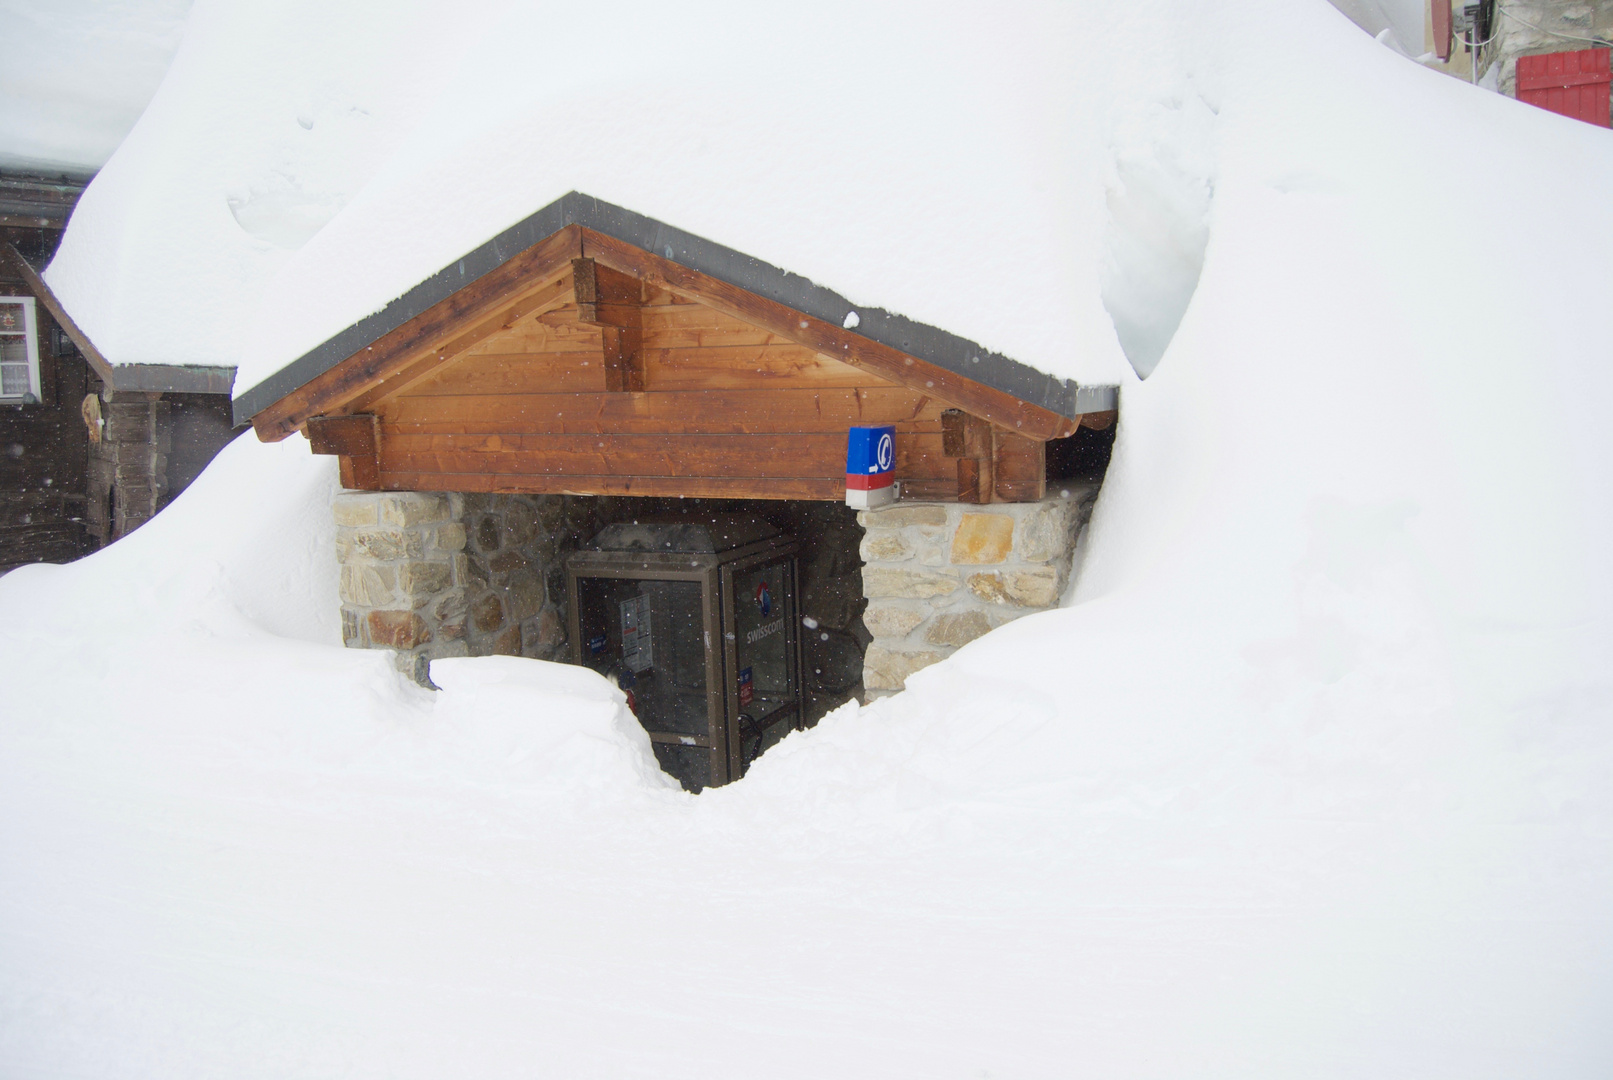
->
755, 581, 772, 616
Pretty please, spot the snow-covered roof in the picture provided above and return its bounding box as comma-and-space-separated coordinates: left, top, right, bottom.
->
42, 0, 1179, 402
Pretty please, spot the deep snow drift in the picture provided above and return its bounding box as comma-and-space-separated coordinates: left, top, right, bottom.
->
0, 0, 193, 172
5, 1, 1613, 1077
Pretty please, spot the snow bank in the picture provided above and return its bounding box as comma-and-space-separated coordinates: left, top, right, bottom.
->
0, 0, 193, 172
45, 0, 1148, 390
5, 0, 1613, 1076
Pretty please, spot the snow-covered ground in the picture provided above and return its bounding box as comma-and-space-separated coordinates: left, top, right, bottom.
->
0, 0, 193, 173
5, 1, 1613, 1076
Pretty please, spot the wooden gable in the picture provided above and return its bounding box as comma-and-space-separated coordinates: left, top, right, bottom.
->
256, 225, 1109, 503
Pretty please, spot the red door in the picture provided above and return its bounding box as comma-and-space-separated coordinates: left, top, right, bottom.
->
1516, 48, 1611, 127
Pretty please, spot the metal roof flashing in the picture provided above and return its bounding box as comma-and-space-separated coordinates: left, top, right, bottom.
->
232, 192, 1118, 426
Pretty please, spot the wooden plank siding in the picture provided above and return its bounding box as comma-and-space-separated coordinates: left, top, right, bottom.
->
359, 279, 1002, 500
286, 250, 1068, 503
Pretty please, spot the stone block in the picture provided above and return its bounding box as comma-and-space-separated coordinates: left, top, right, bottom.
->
859, 531, 913, 562
862, 567, 958, 599
950, 513, 1014, 564
474, 515, 501, 554
967, 567, 1060, 608
492, 623, 524, 656
367, 610, 431, 649
332, 494, 381, 528
340, 564, 396, 607
432, 521, 467, 554
432, 589, 469, 640
1015, 501, 1077, 563
506, 568, 545, 622
471, 591, 504, 633
488, 550, 525, 574
501, 501, 540, 547
862, 601, 927, 640
863, 645, 945, 691
924, 610, 993, 647
534, 607, 564, 650
380, 492, 450, 527
858, 504, 948, 528
341, 608, 363, 647
350, 528, 422, 562
398, 560, 452, 596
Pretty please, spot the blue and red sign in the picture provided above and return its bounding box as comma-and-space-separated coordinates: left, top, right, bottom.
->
755, 580, 772, 616
845, 425, 896, 509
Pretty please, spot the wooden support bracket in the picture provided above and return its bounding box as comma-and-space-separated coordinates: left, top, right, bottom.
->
306, 413, 381, 490
573, 256, 644, 392
941, 408, 995, 503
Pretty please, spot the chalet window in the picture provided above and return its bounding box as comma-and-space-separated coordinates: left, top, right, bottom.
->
0, 296, 42, 404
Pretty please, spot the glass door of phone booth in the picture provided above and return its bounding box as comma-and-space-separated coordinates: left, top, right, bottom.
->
566, 517, 803, 791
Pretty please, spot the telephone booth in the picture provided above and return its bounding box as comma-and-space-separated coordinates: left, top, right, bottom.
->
566, 516, 804, 791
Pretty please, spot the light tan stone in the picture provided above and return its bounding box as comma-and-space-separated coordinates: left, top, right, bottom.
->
857, 504, 948, 528
380, 493, 450, 527
398, 560, 453, 596
923, 610, 993, 647
506, 568, 545, 622
332, 493, 380, 527
863, 645, 945, 691
339, 564, 396, 607
859, 531, 913, 562
350, 528, 422, 562
862, 601, 927, 639
862, 567, 958, 599
950, 513, 1014, 564
967, 567, 1060, 608
1015, 501, 1077, 562
433, 521, 467, 554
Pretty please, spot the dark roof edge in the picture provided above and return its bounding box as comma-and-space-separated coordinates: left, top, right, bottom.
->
233, 191, 1118, 426
113, 364, 237, 395
3, 243, 234, 395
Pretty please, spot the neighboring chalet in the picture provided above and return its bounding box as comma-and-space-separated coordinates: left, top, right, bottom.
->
1, 171, 238, 573
241, 194, 1119, 766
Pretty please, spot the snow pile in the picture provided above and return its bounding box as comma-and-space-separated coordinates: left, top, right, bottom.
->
5, 0, 1613, 1076
45, 0, 1151, 389
0, 0, 193, 172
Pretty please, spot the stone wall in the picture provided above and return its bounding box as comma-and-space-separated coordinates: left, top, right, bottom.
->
1488, 2, 1613, 101
334, 490, 610, 681
858, 484, 1098, 695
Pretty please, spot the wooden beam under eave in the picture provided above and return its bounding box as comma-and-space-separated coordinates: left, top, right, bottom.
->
577, 228, 1079, 442
572, 257, 644, 392
250, 225, 585, 442
305, 413, 381, 490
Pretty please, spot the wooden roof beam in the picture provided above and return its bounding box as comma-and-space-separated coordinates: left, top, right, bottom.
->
577, 228, 1081, 441
572, 256, 643, 392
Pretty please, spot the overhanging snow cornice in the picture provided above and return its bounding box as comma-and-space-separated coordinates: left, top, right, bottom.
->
233, 192, 1117, 427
